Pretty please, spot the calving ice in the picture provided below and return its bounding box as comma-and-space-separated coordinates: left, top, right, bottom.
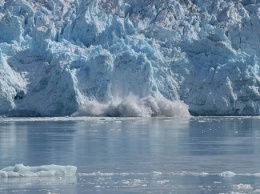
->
0, 0, 259, 116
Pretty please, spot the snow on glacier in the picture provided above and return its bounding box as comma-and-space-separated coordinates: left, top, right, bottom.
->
0, 0, 260, 116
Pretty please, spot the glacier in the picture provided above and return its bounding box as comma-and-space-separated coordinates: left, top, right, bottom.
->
0, 0, 260, 116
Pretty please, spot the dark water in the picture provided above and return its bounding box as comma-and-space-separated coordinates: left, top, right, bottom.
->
0, 117, 260, 193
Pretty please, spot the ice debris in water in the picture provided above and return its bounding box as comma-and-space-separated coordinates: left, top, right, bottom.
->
232, 184, 253, 191
0, 0, 260, 116
0, 164, 77, 178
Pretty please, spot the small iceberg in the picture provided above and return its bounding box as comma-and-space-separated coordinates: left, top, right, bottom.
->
0, 164, 77, 178
219, 171, 236, 177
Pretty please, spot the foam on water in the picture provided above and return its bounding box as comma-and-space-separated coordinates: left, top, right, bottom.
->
0, 164, 77, 178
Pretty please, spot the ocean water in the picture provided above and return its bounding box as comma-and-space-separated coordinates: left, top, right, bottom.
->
0, 117, 260, 193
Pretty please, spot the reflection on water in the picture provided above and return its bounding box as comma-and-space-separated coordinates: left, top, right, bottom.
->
0, 117, 260, 193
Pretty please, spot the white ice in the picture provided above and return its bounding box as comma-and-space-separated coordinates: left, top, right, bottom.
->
0, 0, 260, 116
0, 164, 77, 178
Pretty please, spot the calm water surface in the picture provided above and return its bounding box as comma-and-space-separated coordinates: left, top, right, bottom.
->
0, 117, 260, 193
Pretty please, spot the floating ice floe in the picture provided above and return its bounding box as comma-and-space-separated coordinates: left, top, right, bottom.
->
219, 171, 236, 177
232, 184, 253, 191
0, 164, 77, 178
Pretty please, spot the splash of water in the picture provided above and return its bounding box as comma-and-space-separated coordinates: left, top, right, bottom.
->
72, 95, 190, 117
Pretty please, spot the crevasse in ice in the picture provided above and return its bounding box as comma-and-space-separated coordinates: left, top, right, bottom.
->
0, 0, 260, 116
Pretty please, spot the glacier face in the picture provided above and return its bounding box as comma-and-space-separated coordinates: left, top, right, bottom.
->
0, 0, 260, 116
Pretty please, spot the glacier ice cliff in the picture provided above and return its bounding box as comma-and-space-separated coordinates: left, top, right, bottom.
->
0, 0, 260, 116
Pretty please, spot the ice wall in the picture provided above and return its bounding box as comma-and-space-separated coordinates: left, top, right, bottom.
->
0, 0, 260, 116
